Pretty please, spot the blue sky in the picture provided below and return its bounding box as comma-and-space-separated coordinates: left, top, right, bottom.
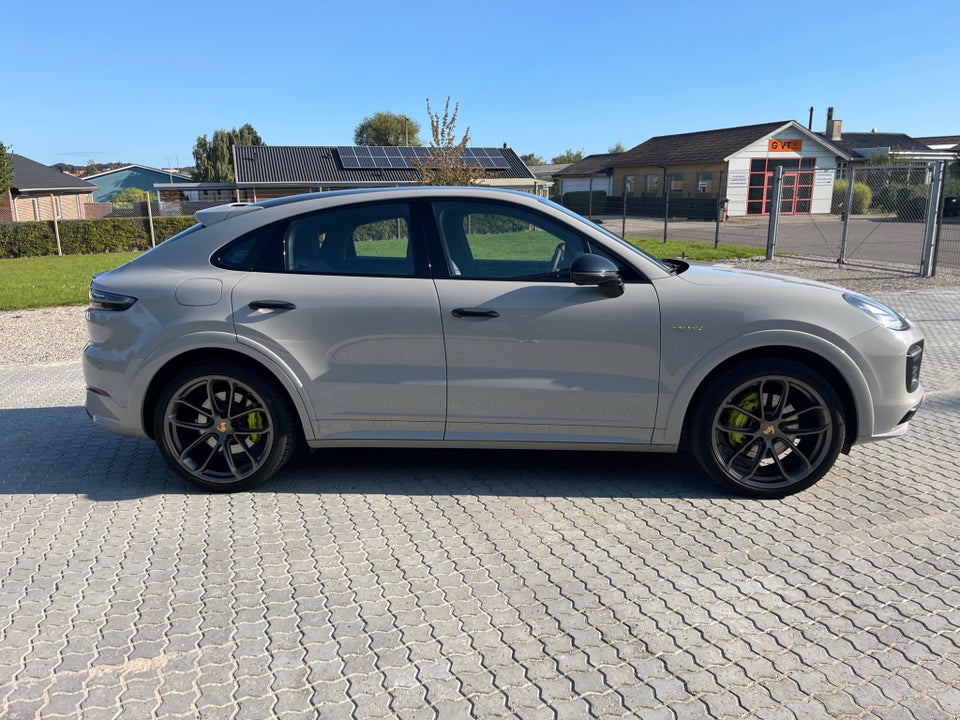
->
5, 0, 959, 170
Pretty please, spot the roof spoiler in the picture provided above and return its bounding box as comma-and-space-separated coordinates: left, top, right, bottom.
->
194, 203, 262, 227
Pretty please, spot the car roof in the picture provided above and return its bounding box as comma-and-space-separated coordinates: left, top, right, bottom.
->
254, 185, 537, 208
195, 186, 549, 227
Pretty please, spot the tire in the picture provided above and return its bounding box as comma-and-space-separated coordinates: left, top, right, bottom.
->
154, 361, 297, 492
689, 358, 845, 498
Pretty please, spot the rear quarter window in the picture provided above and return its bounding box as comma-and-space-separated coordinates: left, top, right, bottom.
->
212, 224, 284, 272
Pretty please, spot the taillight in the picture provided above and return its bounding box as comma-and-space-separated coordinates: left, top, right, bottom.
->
89, 286, 138, 311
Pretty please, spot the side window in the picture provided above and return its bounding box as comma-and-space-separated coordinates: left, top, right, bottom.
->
213, 223, 284, 273
432, 202, 589, 281
285, 203, 415, 277
352, 217, 409, 259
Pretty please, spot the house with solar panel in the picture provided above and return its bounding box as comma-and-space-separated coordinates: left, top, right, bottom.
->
155, 144, 540, 211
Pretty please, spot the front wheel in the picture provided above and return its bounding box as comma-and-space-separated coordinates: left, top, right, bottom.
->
154, 362, 297, 492
689, 359, 845, 498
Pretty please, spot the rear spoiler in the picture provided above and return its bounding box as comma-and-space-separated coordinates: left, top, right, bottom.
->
194, 203, 263, 227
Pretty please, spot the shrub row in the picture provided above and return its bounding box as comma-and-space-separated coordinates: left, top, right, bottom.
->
0, 217, 196, 259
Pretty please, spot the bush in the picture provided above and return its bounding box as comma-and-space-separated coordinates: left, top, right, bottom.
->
873, 183, 928, 213
0, 216, 195, 258
897, 196, 928, 222
831, 180, 872, 215
944, 175, 960, 198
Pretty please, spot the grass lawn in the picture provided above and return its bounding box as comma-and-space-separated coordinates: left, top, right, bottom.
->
628, 237, 761, 262
0, 252, 140, 311
0, 238, 762, 311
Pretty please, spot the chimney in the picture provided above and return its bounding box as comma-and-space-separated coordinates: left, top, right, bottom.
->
825, 107, 842, 141
808, 106, 814, 130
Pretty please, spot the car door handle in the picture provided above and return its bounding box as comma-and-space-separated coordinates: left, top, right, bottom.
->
249, 300, 297, 311
452, 307, 499, 319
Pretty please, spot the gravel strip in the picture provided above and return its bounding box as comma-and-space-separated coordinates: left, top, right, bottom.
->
719, 256, 960, 294
0, 305, 89, 366
3, 260, 958, 367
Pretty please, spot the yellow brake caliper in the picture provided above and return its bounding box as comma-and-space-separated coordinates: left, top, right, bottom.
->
726, 390, 759, 446
247, 411, 264, 443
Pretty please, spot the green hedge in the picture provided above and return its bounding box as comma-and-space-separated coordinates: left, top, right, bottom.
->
831, 180, 873, 215
0, 217, 196, 259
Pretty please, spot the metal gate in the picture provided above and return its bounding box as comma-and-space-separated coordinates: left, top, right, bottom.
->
768, 162, 941, 274
716, 160, 956, 277
932, 160, 960, 277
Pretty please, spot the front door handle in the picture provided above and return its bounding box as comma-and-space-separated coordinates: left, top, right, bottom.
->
452, 307, 499, 319
249, 300, 297, 311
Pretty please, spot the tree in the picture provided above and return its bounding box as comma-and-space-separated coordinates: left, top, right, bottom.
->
413, 97, 484, 187
0, 142, 13, 198
354, 112, 421, 146
192, 124, 264, 182
608, 141, 626, 153
520, 152, 544, 166
111, 187, 155, 204
551, 148, 584, 164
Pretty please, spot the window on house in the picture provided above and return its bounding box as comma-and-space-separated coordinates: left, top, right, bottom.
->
645, 173, 660, 194
668, 173, 683, 194
697, 172, 713, 194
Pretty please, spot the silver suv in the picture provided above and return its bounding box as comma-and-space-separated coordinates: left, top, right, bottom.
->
84, 188, 924, 497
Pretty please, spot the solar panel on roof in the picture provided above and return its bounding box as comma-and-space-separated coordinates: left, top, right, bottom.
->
334, 146, 511, 171
463, 148, 511, 169
336, 146, 362, 169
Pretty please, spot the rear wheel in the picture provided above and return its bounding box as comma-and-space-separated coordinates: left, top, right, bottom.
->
689, 359, 845, 498
154, 362, 297, 492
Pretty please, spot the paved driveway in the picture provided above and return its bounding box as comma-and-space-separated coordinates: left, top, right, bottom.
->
1, 290, 959, 719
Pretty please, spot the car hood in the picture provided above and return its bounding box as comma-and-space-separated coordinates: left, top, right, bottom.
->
676, 262, 847, 293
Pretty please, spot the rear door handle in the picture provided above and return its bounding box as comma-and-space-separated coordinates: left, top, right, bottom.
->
249, 300, 297, 311
452, 307, 499, 318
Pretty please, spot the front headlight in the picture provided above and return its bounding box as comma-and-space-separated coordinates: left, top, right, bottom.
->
843, 293, 910, 331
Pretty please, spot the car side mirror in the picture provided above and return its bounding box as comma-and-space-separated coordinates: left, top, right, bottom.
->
570, 253, 624, 298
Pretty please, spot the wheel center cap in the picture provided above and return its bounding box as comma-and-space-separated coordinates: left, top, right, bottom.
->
762, 425, 776, 436
217, 421, 228, 433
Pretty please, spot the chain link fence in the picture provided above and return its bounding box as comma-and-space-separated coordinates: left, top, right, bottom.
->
571, 160, 960, 278
85, 199, 231, 220
75, 163, 960, 277
933, 160, 960, 276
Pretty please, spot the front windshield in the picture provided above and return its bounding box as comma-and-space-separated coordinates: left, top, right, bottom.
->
535, 196, 673, 273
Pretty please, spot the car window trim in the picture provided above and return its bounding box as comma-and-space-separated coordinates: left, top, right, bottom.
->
421, 197, 648, 283
214, 199, 433, 279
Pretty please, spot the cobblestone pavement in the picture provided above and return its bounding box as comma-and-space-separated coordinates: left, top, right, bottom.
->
1, 290, 959, 719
